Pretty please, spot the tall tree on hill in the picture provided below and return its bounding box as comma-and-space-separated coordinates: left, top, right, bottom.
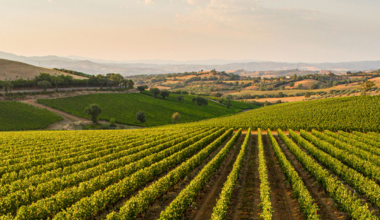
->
1, 80, 14, 93
84, 104, 102, 125
150, 87, 160, 98
84, 104, 102, 124
160, 90, 170, 99
136, 111, 146, 123
360, 80, 375, 96
37, 80, 52, 92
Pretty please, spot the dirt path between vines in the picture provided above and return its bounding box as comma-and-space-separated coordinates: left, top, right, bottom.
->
133, 134, 234, 220
229, 134, 259, 220
189, 134, 244, 220
262, 134, 303, 220
274, 135, 348, 219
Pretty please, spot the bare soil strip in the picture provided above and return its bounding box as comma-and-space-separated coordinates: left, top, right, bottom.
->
188, 135, 245, 220
274, 135, 348, 219
287, 135, 380, 217
229, 134, 259, 220
262, 135, 303, 220
126, 135, 234, 220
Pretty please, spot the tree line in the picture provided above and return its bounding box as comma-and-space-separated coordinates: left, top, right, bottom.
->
0, 72, 134, 92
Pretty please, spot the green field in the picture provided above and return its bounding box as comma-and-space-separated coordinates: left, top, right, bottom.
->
0, 101, 62, 131
38, 93, 253, 126
194, 95, 380, 132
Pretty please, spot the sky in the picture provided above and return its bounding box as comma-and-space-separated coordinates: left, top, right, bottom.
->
0, 0, 379, 63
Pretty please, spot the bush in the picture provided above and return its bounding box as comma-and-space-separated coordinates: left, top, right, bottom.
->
136, 111, 146, 123
172, 112, 181, 124
84, 104, 102, 125
160, 90, 170, 99
110, 118, 116, 127
150, 88, 160, 98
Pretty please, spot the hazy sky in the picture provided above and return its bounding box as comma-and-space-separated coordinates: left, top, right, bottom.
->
1, 0, 379, 62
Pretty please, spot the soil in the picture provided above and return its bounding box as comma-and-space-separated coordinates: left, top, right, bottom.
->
262, 135, 303, 220
274, 135, 349, 219
229, 134, 260, 220
188, 135, 245, 220
115, 134, 234, 220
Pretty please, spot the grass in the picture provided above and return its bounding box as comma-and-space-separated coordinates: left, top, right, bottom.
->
38, 92, 250, 127
0, 101, 63, 131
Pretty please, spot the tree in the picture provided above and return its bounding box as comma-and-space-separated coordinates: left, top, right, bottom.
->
1, 80, 13, 93
226, 99, 232, 109
127, 80, 134, 89
37, 80, 52, 92
226, 95, 233, 109
110, 118, 116, 127
96, 75, 107, 89
160, 90, 170, 99
51, 76, 64, 92
136, 111, 146, 123
84, 104, 102, 125
360, 80, 375, 96
172, 112, 181, 124
310, 83, 319, 90
192, 96, 208, 106
137, 86, 146, 93
297, 83, 303, 90
304, 92, 311, 98
150, 87, 160, 98
177, 95, 184, 102
108, 73, 124, 88
289, 82, 294, 87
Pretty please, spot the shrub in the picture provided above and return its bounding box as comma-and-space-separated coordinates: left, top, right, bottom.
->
172, 112, 181, 124
136, 111, 146, 123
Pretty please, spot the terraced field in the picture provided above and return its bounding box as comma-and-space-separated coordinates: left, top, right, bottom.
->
1, 126, 380, 219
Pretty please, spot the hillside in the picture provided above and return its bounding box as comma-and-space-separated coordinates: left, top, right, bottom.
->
189, 95, 380, 132
38, 93, 257, 127
0, 59, 88, 80
0, 101, 62, 131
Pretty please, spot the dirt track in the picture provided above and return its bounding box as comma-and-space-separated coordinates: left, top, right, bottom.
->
20, 99, 92, 130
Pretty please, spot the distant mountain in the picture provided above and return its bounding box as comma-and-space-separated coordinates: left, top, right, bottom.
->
0, 51, 379, 77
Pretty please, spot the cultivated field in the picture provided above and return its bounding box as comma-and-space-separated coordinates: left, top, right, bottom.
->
1, 126, 380, 219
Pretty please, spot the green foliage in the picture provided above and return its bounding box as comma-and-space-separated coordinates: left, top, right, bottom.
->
192, 96, 208, 106
268, 130, 320, 219
37, 80, 52, 91
172, 112, 181, 124
137, 85, 146, 92
160, 90, 170, 99
109, 118, 116, 127
38, 93, 241, 126
136, 111, 146, 123
177, 95, 184, 102
150, 87, 160, 98
0, 102, 62, 131
258, 129, 273, 219
158, 129, 239, 219
84, 104, 102, 124
211, 129, 250, 220
279, 129, 377, 219
196, 95, 380, 132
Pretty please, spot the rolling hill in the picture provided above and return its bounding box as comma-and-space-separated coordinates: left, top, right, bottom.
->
38, 93, 258, 127
0, 59, 88, 81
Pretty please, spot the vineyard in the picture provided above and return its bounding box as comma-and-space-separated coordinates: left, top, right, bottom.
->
38, 93, 248, 127
0, 124, 380, 219
0, 102, 62, 131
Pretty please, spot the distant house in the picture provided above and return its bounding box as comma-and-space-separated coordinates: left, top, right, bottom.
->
285, 75, 291, 79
